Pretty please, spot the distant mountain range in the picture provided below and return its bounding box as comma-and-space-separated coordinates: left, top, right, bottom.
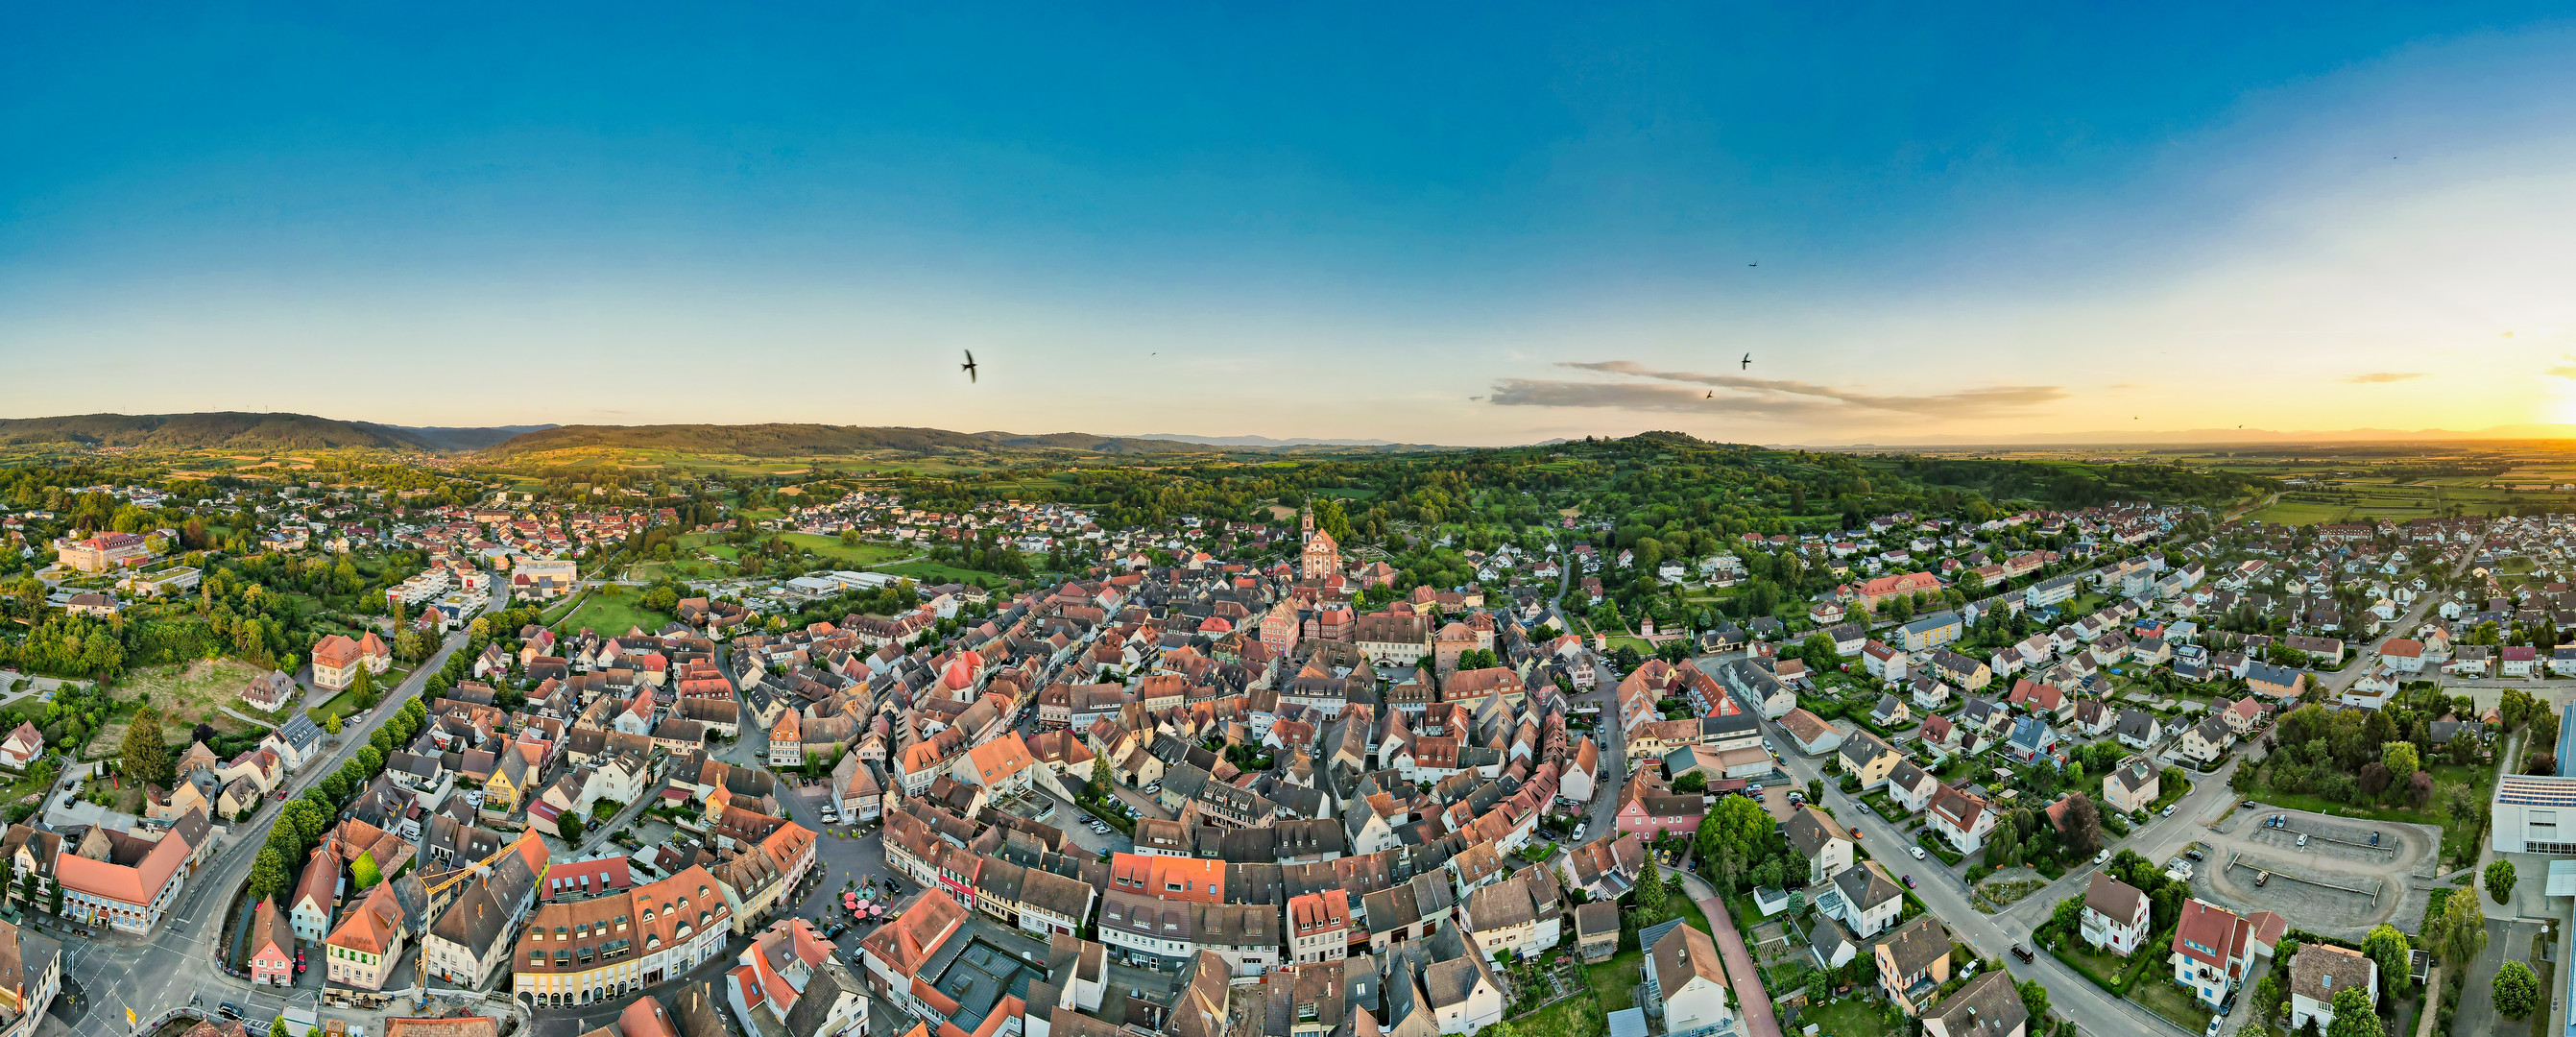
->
0, 413, 1447, 458
1809, 423, 2576, 448
1131, 433, 1411, 447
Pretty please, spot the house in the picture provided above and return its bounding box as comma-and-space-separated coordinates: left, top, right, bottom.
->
55, 819, 194, 934
2503, 645, 2539, 678
1930, 650, 1989, 691
1896, 612, 1963, 652
1921, 973, 2027, 1037
2068, 699, 2110, 738
1822, 861, 1904, 939
247, 899, 295, 986
1783, 807, 1855, 885
1838, 734, 1902, 790
1926, 785, 1995, 854
2246, 662, 2306, 700
2112, 711, 2162, 751
2004, 716, 2059, 764
0, 916, 60, 1037
2178, 719, 2232, 766
242, 671, 301, 713
1778, 710, 1843, 757
2222, 698, 2267, 737
2104, 757, 2160, 814
1643, 922, 1736, 1037
2170, 899, 2278, 1008
2378, 639, 2426, 673
1864, 641, 1908, 683
1886, 760, 1939, 813
0, 726, 39, 772
1874, 915, 1953, 1016
1909, 675, 1950, 711
1870, 695, 1912, 729
324, 880, 409, 991
2288, 943, 2379, 1033
2080, 873, 2150, 956
1573, 902, 1621, 964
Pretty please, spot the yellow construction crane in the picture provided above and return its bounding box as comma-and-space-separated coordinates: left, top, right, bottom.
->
414, 831, 543, 998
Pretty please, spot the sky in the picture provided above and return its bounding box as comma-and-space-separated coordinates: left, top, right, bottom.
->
10, 3, 2576, 446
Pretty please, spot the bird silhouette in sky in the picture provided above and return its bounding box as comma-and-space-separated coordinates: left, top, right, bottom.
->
1747, 261, 1758, 267
1741, 353, 1751, 371
960, 350, 978, 383
1706, 391, 1714, 398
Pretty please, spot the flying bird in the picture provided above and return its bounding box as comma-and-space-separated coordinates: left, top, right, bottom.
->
1747, 261, 1758, 267
1740, 353, 1751, 371
960, 350, 978, 383
1706, 391, 1714, 398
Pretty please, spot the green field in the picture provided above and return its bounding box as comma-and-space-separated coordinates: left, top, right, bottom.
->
777, 534, 911, 567
551, 593, 675, 637
2244, 500, 2349, 525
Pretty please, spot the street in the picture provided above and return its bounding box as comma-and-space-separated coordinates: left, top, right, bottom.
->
59, 591, 511, 1037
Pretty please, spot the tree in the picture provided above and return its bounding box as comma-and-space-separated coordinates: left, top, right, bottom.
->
1800, 633, 1837, 663
2432, 887, 2489, 965
1089, 756, 1111, 799
2494, 960, 2542, 1019
2381, 741, 2420, 781
120, 708, 173, 788
559, 811, 586, 844
2361, 925, 2411, 996
349, 663, 377, 709
2487, 859, 2518, 904
1635, 856, 1668, 921
2059, 793, 2105, 859
324, 713, 342, 739
1673, 772, 1707, 794
249, 847, 290, 904
2323, 986, 2382, 1037
2016, 979, 2050, 1022
272, 1017, 291, 1037
350, 852, 382, 890
2047, 896, 2085, 936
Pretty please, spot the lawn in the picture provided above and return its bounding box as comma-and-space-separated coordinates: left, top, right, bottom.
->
1515, 993, 1606, 1037
107, 658, 275, 731
777, 534, 911, 567
2246, 761, 2494, 866
2130, 977, 2216, 1032
1799, 997, 1895, 1037
2246, 500, 2349, 526
551, 592, 675, 637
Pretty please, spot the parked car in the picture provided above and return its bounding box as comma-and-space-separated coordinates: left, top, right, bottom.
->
2204, 1018, 2224, 1037
1910, 845, 1927, 860
2010, 946, 2034, 963
2092, 849, 2110, 865
2160, 804, 2178, 817
2254, 871, 2270, 887
2239, 800, 2258, 809
1902, 874, 1915, 888
2370, 832, 2381, 847
218, 1004, 245, 1021
2296, 833, 2309, 847
2184, 848, 2205, 861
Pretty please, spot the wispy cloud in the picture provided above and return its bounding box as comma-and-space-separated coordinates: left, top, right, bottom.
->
1487, 360, 2067, 419
2344, 372, 2426, 383
2549, 356, 2576, 378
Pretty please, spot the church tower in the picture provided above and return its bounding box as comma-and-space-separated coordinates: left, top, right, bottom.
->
1301, 505, 1340, 580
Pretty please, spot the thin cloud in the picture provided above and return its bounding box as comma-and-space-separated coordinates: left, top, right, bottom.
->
2344, 372, 2426, 383
2549, 356, 2576, 378
1515, 360, 2067, 417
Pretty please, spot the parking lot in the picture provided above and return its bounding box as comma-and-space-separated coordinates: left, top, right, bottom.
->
2191, 805, 2440, 939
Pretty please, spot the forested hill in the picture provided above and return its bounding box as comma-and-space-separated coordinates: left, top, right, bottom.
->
0, 412, 442, 451
887, 430, 2275, 533
478, 423, 1445, 457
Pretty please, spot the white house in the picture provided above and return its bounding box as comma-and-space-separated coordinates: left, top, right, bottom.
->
2080, 873, 2150, 956
1644, 922, 1736, 1037
2288, 944, 2378, 1033
1823, 862, 1905, 939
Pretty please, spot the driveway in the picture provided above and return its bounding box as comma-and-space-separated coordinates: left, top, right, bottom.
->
1672, 871, 1780, 1037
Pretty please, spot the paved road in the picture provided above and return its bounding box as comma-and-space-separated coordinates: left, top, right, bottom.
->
1721, 673, 2227, 1037
1670, 870, 1781, 1037
62, 591, 510, 1036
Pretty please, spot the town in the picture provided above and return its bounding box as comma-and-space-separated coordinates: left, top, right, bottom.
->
0, 431, 2566, 1037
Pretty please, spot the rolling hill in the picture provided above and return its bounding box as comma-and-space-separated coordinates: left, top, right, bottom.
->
0, 412, 442, 451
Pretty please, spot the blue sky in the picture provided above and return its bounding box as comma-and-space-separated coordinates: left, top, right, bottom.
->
10, 3, 2576, 444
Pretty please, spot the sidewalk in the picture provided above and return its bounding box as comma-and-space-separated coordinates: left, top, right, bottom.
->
1672, 871, 1782, 1037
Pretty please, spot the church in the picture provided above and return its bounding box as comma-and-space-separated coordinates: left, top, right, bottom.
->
1301, 508, 1341, 580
